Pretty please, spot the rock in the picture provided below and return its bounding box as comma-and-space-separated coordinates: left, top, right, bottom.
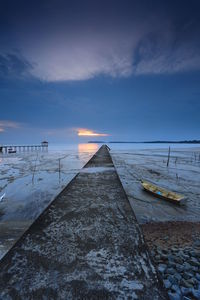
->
181, 253, 190, 260
163, 279, 171, 289
174, 257, 183, 264
181, 278, 193, 288
168, 275, 178, 285
171, 284, 181, 294
163, 279, 172, 290
196, 273, 200, 281
174, 273, 182, 283
162, 248, 168, 254
180, 286, 192, 296
168, 254, 175, 262
158, 264, 167, 274
183, 262, 192, 271
168, 292, 181, 300
193, 240, 200, 247
191, 266, 199, 273
183, 272, 193, 280
176, 264, 184, 273
155, 254, 161, 261
169, 261, 177, 268
171, 247, 179, 252
157, 247, 163, 256
192, 287, 200, 299
188, 277, 198, 286
167, 268, 176, 275
193, 250, 200, 258
161, 253, 168, 261
178, 250, 184, 257
190, 257, 200, 267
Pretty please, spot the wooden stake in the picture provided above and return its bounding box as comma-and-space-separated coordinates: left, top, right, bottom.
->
167, 146, 171, 167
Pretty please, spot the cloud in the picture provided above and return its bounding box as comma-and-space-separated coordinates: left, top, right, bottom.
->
20, 25, 200, 80
1, 0, 200, 81
0, 52, 32, 79
45, 127, 109, 138
0, 120, 21, 132
77, 128, 109, 137
20, 29, 136, 81
133, 29, 200, 75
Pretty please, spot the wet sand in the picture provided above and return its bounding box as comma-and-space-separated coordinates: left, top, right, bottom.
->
142, 221, 200, 249
0, 144, 98, 259
111, 146, 200, 299
111, 147, 200, 223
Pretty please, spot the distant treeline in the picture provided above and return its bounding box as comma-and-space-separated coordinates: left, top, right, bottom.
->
88, 140, 200, 144
142, 140, 200, 144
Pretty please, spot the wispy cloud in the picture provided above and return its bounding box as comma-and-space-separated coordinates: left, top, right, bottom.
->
0, 120, 21, 132
1, 0, 200, 81
0, 53, 32, 79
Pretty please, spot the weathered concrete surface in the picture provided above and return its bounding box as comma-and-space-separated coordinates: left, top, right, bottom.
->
0, 145, 167, 299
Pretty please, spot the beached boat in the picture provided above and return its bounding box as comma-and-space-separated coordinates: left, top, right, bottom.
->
141, 180, 186, 205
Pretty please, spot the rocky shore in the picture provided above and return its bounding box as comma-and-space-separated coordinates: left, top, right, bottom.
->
142, 222, 200, 300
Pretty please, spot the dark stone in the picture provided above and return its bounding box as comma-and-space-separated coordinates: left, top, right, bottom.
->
171, 284, 181, 294
163, 279, 171, 289
196, 273, 200, 281
192, 288, 200, 299
167, 268, 176, 275
181, 278, 193, 288
174, 273, 182, 283
180, 286, 192, 296
168, 275, 178, 285
176, 264, 184, 273
158, 264, 167, 274
168, 291, 181, 300
183, 262, 192, 271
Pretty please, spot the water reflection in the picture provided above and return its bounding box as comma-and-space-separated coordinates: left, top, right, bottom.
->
78, 143, 99, 154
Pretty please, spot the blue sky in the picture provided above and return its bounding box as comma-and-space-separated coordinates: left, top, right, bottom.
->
0, 0, 200, 143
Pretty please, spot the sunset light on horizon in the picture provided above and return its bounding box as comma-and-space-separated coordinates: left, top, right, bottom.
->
77, 128, 109, 137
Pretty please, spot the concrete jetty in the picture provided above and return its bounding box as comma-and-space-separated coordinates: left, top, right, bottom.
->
0, 145, 167, 299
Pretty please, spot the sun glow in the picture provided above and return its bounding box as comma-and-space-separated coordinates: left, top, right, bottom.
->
77, 128, 109, 137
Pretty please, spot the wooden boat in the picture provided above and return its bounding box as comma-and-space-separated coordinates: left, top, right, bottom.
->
141, 179, 186, 205
8, 148, 16, 154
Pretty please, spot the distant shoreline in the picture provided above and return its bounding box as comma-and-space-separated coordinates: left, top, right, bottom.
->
88, 140, 200, 144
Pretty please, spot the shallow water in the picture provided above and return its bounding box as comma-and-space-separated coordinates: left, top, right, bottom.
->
0, 143, 99, 258
0, 142, 200, 259
111, 145, 200, 224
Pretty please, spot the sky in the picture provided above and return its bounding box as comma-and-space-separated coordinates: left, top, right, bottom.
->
0, 0, 200, 144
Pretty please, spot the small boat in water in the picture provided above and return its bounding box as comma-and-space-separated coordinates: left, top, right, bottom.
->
8, 148, 16, 154
141, 179, 186, 205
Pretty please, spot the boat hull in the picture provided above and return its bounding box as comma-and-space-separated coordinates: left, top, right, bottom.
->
141, 180, 186, 205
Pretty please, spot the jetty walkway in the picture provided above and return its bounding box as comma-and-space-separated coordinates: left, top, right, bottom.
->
0, 145, 167, 299
0, 141, 48, 153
